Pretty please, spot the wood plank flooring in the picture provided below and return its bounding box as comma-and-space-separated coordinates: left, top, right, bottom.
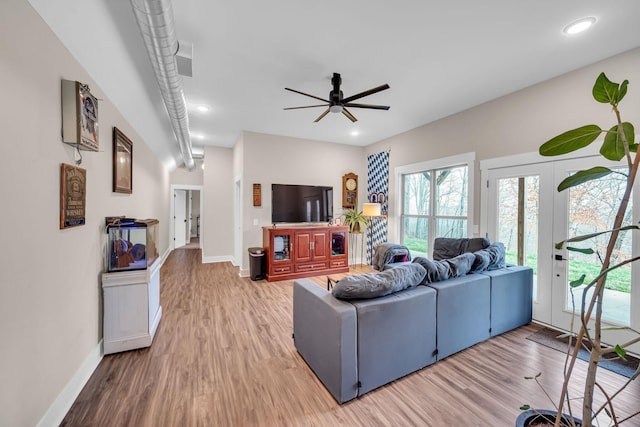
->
61, 249, 639, 426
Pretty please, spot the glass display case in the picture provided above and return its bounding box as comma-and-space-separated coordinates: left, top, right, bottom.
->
273, 234, 291, 261
331, 231, 346, 256
105, 218, 159, 272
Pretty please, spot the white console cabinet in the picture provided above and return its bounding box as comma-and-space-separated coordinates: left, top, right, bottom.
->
101, 259, 162, 354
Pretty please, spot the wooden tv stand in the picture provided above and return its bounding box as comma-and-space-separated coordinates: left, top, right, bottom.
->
262, 225, 349, 282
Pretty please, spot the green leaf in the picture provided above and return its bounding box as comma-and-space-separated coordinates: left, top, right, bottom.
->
540, 125, 602, 156
618, 79, 629, 103
555, 225, 640, 249
520, 405, 531, 411
566, 246, 594, 255
593, 72, 621, 104
600, 122, 636, 161
570, 274, 586, 288
557, 166, 612, 192
615, 344, 628, 361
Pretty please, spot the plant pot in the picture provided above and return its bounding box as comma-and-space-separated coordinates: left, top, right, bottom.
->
516, 409, 582, 427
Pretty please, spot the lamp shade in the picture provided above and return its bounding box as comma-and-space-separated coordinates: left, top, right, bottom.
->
362, 202, 381, 217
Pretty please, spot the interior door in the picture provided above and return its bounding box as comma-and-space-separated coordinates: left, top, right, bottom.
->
174, 189, 187, 248
486, 163, 554, 323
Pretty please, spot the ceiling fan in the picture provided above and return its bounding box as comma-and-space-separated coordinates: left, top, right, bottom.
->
284, 73, 390, 122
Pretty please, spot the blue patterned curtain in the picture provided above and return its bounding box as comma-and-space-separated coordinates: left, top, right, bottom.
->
367, 151, 389, 264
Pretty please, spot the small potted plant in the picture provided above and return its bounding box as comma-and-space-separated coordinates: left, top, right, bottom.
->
342, 208, 369, 234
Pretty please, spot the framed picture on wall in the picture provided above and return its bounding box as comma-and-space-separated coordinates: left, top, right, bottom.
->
113, 127, 133, 194
60, 163, 86, 229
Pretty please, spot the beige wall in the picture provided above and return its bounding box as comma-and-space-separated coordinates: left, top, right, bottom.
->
236, 131, 366, 273
0, 2, 170, 426
170, 159, 204, 186
366, 48, 640, 241
202, 146, 235, 262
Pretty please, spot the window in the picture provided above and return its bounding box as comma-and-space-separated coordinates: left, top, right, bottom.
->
398, 155, 472, 259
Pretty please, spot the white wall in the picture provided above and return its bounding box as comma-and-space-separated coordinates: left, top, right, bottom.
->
0, 2, 170, 426
236, 131, 366, 274
367, 48, 640, 241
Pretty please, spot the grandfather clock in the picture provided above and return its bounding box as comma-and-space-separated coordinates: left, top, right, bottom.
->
342, 173, 358, 209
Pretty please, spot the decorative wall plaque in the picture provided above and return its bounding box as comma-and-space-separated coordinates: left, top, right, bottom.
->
60, 163, 86, 229
253, 183, 261, 206
61, 80, 99, 151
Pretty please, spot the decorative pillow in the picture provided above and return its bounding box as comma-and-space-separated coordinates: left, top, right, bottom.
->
432, 238, 468, 260
331, 263, 427, 300
432, 237, 490, 260
466, 237, 491, 253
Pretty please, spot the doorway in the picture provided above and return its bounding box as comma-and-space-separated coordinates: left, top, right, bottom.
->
170, 184, 203, 251
483, 154, 639, 353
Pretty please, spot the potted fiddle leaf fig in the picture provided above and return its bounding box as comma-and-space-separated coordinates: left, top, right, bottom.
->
342, 208, 369, 234
520, 72, 640, 427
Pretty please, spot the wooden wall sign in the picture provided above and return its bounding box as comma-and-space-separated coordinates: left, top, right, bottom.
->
60, 163, 86, 229
253, 183, 261, 206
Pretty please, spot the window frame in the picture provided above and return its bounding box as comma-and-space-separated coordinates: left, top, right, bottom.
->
395, 152, 475, 259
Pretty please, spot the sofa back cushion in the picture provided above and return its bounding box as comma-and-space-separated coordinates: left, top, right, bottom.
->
432, 237, 490, 260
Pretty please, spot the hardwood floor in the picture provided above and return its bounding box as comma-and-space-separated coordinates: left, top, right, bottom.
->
62, 249, 639, 426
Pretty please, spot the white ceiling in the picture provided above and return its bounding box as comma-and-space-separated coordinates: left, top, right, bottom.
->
29, 0, 640, 169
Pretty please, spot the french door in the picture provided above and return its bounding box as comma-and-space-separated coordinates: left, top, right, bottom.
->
485, 156, 639, 353
486, 163, 554, 323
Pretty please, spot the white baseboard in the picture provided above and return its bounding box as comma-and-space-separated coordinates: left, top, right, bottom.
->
37, 340, 103, 427
201, 255, 234, 264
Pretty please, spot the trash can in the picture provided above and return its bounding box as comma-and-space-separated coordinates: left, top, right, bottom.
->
248, 247, 265, 281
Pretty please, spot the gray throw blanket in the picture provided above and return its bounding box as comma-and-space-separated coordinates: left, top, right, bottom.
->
412, 252, 476, 284
371, 243, 411, 270
331, 263, 426, 300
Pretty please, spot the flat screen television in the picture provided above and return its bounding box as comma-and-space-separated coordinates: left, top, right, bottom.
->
271, 184, 333, 224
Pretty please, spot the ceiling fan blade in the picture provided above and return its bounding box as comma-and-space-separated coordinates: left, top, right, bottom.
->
313, 108, 330, 122
342, 107, 358, 122
344, 103, 390, 110
285, 87, 330, 103
342, 84, 390, 103
284, 104, 328, 110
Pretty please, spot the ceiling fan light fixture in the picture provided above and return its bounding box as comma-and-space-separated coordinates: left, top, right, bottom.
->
563, 17, 596, 35
330, 104, 343, 114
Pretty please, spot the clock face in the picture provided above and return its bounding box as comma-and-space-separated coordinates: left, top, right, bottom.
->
346, 178, 357, 191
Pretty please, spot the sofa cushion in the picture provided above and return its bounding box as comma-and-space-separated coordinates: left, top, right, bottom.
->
432, 237, 490, 260
331, 263, 426, 300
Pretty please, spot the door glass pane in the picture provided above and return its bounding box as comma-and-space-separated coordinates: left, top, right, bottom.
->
403, 172, 430, 215
497, 176, 540, 301
435, 166, 467, 216
435, 218, 467, 239
402, 216, 429, 258
567, 167, 631, 325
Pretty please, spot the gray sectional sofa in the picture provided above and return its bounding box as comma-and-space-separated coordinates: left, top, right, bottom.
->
292, 240, 533, 404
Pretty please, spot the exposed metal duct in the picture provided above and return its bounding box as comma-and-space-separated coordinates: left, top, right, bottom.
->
130, 0, 195, 170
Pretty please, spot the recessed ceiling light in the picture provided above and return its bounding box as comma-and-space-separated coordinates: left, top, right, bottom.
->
350, 131, 359, 136
196, 105, 210, 113
563, 17, 596, 35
